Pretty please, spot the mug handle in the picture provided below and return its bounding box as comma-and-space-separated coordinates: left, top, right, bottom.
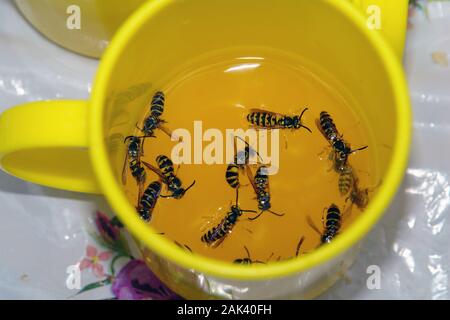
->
0, 1, 408, 195
348, 0, 408, 58
0, 100, 101, 194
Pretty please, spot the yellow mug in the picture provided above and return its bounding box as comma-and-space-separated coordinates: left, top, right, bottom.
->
14, 0, 148, 58
0, 0, 411, 299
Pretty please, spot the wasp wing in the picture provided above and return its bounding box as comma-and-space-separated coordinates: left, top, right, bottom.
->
142, 161, 167, 182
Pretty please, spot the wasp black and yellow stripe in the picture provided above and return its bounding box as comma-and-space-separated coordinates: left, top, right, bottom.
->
321, 204, 342, 244
254, 166, 269, 191
150, 91, 165, 117
201, 218, 230, 245
129, 158, 145, 182
319, 111, 339, 142
201, 215, 233, 245
338, 166, 354, 196
225, 164, 240, 189
138, 181, 162, 222
201, 206, 242, 246
247, 111, 279, 128
156, 155, 174, 179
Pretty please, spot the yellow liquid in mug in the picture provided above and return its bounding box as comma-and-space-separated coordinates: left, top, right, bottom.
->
123, 49, 378, 263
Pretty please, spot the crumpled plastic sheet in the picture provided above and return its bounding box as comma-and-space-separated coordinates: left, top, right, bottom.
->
1, 0, 450, 299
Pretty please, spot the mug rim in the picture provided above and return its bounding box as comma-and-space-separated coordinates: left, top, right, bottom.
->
90, 0, 411, 280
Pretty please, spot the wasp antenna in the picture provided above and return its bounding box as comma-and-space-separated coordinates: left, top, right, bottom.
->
268, 209, 285, 217
123, 135, 134, 143
350, 145, 368, 154
248, 211, 264, 221
184, 180, 196, 193
299, 107, 309, 120
301, 124, 312, 133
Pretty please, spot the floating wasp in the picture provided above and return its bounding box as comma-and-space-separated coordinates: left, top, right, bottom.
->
346, 177, 379, 210
201, 192, 256, 247
247, 165, 284, 221
316, 111, 368, 172
137, 180, 162, 222
233, 246, 266, 265
247, 108, 312, 132
143, 155, 195, 199
122, 136, 146, 194
225, 136, 261, 199
156, 155, 196, 199
338, 165, 355, 196
136, 91, 177, 140
307, 204, 342, 244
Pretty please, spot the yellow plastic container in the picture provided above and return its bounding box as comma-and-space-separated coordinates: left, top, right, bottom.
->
0, 0, 410, 299
14, 0, 148, 58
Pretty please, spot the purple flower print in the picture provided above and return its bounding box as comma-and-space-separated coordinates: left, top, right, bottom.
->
112, 260, 182, 300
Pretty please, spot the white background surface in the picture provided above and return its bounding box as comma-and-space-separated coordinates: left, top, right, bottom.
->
1, 0, 450, 299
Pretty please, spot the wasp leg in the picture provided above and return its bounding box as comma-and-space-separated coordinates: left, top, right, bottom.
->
140, 138, 146, 156
295, 236, 306, 257
244, 246, 251, 260
284, 132, 288, 150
